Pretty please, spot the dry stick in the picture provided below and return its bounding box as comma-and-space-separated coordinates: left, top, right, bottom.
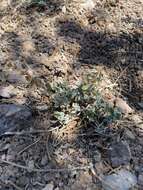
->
0, 178, 23, 190
3, 118, 80, 136
45, 133, 52, 160
18, 138, 41, 155
112, 65, 129, 86
7, 181, 23, 190
129, 78, 132, 92
3, 127, 60, 136
5, 119, 77, 136
104, 161, 122, 175
0, 159, 91, 173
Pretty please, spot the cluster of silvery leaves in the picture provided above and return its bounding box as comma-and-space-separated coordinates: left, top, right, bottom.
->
49, 74, 121, 127
23, 0, 47, 5
30, 0, 47, 5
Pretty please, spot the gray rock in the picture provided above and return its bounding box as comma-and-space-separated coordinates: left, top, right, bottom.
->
124, 129, 135, 140
138, 102, 143, 109
138, 172, 143, 186
0, 85, 16, 98
102, 169, 137, 190
0, 104, 32, 136
108, 141, 131, 167
7, 72, 27, 84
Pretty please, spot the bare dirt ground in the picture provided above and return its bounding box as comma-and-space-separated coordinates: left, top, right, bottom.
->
0, 0, 143, 189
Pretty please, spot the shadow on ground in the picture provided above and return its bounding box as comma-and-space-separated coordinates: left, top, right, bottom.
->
0, 0, 65, 18
57, 19, 143, 108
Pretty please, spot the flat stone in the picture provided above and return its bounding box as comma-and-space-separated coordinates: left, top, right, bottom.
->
108, 141, 131, 167
102, 169, 137, 190
0, 85, 16, 98
7, 71, 27, 84
0, 104, 32, 136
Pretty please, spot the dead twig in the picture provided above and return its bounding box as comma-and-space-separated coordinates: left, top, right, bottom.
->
45, 133, 52, 161
0, 159, 91, 173
18, 138, 41, 155
7, 180, 23, 190
2, 127, 60, 136
112, 65, 129, 86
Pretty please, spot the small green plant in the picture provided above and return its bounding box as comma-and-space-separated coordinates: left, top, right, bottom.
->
30, 0, 47, 5
49, 74, 121, 128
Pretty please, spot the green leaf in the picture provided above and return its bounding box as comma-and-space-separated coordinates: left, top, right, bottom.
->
54, 111, 71, 124
81, 84, 89, 91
